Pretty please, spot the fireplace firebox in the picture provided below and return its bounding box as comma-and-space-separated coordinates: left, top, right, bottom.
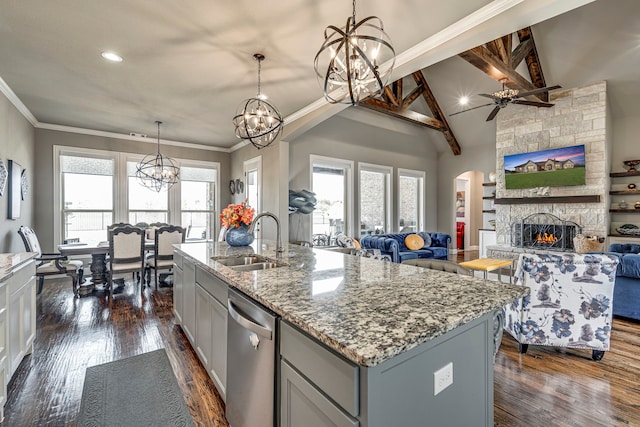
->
511, 213, 582, 251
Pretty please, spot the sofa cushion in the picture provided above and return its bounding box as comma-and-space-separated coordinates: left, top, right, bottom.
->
620, 254, 640, 280
429, 247, 449, 259
404, 234, 424, 250
609, 243, 640, 254
430, 233, 450, 248
417, 232, 432, 248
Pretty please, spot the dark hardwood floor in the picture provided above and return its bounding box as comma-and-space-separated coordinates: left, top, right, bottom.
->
3, 278, 228, 427
3, 272, 640, 426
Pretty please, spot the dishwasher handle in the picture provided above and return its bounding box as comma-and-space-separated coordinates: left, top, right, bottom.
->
228, 300, 273, 340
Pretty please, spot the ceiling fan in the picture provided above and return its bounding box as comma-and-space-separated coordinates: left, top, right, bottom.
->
450, 79, 562, 121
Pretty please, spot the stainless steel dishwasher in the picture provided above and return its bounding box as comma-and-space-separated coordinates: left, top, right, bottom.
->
226, 288, 278, 427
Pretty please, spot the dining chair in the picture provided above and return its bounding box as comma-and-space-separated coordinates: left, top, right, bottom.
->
107, 225, 146, 298
18, 226, 84, 296
147, 225, 185, 288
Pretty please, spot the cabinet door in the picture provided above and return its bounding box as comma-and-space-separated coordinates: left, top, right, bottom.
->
209, 295, 227, 400
8, 289, 23, 378
22, 277, 36, 352
182, 261, 196, 345
173, 264, 184, 324
281, 360, 359, 427
195, 285, 213, 370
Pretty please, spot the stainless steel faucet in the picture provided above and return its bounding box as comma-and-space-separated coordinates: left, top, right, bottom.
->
248, 211, 283, 255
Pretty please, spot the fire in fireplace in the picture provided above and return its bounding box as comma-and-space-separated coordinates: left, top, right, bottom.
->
536, 232, 558, 245
511, 213, 582, 251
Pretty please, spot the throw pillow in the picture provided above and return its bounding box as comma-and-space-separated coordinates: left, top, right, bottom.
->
405, 234, 424, 250
335, 233, 355, 248
418, 232, 432, 248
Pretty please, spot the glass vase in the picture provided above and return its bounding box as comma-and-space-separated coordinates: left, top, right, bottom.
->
225, 224, 255, 246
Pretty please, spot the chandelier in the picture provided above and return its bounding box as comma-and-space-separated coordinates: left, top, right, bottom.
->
135, 121, 179, 192
314, 0, 395, 105
232, 53, 284, 149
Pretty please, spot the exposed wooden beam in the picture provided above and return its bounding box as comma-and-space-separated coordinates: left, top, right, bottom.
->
516, 27, 548, 100
383, 86, 400, 107
360, 99, 444, 131
412, 71, 461, 155
401, 84, 425, 109
487, 35, 512, 67
459, 45, 544, 101
511, 37, 533, 68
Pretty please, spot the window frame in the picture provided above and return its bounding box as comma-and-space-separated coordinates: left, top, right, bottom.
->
397, 168, 425, 233
309, 155, 354, 242
358, 162, 393, 235
53, 145, 219, 245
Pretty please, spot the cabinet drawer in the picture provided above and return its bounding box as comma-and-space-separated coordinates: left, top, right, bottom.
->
195, 266, 227, 304
173, 252, 183, 269
281, 360, 358, 427
280, 321, 359, 417
7, 261, 35, 295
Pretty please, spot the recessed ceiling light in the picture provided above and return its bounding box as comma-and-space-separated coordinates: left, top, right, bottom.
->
101, 51, 123, 62
459, 96, 469, 106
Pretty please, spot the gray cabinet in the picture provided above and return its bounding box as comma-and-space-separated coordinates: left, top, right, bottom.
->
281, 360, 359, 427
182, 260, 196, 345
280, 313, 494, 427
280, 321, 359, 427
195, 266, 227, 401
173, 253, 184, 325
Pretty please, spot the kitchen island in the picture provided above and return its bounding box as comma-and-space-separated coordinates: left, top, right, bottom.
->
173, 241, 528, 427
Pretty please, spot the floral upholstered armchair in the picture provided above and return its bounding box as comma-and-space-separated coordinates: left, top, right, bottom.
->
504, 252, 619, 361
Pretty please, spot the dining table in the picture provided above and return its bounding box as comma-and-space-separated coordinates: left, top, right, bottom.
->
58, 240, 155, 295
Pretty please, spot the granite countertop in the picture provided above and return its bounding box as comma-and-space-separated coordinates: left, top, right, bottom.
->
0, 252, 38, 283
175, 241, 528, 367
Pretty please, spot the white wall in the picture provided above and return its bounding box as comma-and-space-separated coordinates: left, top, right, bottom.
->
0, 90, 35, 253
288, 111, 440, 242
437, 144, 496, 244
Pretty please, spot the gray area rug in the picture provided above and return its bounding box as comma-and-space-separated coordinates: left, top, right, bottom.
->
77, 349, 194, 427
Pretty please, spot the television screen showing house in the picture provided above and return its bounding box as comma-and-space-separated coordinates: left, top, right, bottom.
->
503, 145, 586, 189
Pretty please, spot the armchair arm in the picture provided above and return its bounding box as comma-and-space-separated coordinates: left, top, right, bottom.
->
382, 238, 400, 263
37, 253, 70, 273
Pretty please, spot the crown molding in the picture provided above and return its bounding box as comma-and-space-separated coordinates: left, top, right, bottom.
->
35, 122, 232, 153
0, 75, 38, 126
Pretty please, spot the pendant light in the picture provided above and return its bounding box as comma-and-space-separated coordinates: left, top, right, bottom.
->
233, 53, 284, 149
135, 121, 180, 192
314, 0, 395, 105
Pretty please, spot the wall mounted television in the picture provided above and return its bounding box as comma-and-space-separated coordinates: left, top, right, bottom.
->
504, 144, 586, 189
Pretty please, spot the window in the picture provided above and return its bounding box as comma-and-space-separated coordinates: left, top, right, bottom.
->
359, 163, 392, 237
180, 166, 217, 240
311, 156, 353, 245
398, 169, 425, 233
54, 146, 219, 244
127, 161, 168, 225
60, 152, 114, 242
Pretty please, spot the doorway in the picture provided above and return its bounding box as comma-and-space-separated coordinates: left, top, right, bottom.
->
453, 171, 482, 251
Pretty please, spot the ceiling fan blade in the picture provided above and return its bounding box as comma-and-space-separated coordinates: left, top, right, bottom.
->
512, 100, 554, 108
486, 106, 501, 121
517, 85, 562, 98
449, 103, 495, 116
478, 93, 499, 100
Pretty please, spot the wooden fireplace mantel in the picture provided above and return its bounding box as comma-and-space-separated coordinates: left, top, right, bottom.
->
494, 195, 601, 205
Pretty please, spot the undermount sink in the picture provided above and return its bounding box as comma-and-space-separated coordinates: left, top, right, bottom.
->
212, 255, 283, 271
229, 262, 280, 272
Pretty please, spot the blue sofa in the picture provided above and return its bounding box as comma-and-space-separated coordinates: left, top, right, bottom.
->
607, 243, 640, 321
360, 232, 451, 263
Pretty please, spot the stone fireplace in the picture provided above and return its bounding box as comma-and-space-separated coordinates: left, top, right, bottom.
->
487, 81, 610, 260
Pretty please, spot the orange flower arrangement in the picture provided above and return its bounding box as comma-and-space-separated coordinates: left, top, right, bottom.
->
220, 200, 255, 229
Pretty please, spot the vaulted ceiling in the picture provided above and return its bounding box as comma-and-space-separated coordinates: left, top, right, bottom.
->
0, 0, 635, 152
